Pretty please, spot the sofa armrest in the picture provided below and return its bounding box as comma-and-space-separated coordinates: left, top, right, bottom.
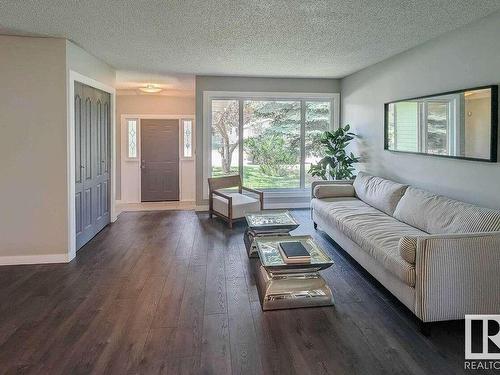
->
414, 231, 500, 322
311, 179, 354, 198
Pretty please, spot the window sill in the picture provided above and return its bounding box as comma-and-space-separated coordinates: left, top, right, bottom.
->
253, 189, 310, 198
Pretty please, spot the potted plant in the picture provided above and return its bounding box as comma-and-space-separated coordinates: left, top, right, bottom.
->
308, 125, 359, 180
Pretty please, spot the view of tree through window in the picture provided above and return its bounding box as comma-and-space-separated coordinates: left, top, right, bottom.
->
243, 101, 301, 189
210, 97, 333, 190
211, 100, 239, 177
305, 101, 331, 185
426, 101, 449, 155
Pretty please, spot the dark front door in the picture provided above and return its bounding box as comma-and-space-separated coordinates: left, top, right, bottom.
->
75, 82, 111, 250
141, 119, 179, 202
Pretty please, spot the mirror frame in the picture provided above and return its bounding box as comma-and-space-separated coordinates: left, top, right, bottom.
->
384, 85, 498, 163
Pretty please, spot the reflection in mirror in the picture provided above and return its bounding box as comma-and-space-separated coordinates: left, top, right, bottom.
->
385, 86, 497, 161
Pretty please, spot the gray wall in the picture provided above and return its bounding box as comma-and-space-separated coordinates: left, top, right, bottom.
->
0, 36, 116, 261
341, 11, 500, 210
0, 36, 68, 257
195, 75, 341, 205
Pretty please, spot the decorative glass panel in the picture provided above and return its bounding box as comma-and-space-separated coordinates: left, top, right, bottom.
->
183, 119, 193, 158
127, 119, 137, 158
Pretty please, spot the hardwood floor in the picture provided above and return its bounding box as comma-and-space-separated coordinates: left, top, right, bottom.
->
0, 209, 484, 374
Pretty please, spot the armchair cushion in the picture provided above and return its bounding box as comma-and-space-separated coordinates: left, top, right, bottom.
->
212, 192, 260, 219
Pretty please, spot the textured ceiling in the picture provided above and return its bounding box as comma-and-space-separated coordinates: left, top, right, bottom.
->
114, 70, 195, 95
1, 1, 500, 78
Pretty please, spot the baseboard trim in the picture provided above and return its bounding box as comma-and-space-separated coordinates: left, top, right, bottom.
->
0, 253, 69, 266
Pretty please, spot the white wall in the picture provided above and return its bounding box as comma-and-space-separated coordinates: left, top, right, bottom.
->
0, 36, 68, 259
464, 96, 491, 159
341, 11, 500, 209
116, 94, 195, 202
195, 75, 341, 205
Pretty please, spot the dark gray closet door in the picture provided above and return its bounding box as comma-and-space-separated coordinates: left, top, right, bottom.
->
141, 119, 179, 202
75, 82, 111, 250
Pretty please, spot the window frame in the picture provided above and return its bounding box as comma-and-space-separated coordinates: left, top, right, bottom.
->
203, 91, 340, 199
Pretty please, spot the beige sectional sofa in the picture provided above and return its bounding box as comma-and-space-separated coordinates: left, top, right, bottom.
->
311, 172, 500, 323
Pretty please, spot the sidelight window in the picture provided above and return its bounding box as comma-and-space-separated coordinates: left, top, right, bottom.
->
127, 119, 138, 159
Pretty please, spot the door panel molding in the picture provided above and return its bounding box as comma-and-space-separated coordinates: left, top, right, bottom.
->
68, 70, 116, 262
75, 81, 111, 251
141, 119, 180, 202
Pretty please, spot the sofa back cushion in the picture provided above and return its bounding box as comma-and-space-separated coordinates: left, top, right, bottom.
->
393, 186, 500, 234
353, 172, 408, 216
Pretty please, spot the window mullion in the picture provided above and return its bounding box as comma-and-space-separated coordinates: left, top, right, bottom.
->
300, 100, 306, 189
238, 99, 244, 181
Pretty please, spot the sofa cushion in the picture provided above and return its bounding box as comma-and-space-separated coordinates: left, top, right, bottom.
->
213, 192, 260, 219
353, 172, 408, 216
393, 187, 500, 234
399, 236, 418, 264
313, 184, 355, 199
312, 197, 426, 287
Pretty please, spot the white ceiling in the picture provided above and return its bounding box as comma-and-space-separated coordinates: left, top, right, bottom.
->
1, 1, 500, 79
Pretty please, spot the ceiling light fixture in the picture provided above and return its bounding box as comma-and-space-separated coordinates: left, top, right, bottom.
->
139, 84, 162, 93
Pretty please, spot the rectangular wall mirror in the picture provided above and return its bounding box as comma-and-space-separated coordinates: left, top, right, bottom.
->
384, 85, 498, 162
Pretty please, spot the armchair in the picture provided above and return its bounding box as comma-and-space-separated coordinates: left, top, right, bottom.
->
208, 175, 264, 228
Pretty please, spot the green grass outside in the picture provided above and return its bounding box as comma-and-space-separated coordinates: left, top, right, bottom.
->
212, 165, 300, 189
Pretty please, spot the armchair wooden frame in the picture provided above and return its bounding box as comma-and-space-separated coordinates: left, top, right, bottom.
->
208, 175, 264, 228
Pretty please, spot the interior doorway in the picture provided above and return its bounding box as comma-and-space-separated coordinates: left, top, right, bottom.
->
141, 119, 180, 201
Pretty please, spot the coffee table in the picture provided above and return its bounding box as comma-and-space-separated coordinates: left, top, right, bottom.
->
253, 235, 334, 310
244, 210, 299, 258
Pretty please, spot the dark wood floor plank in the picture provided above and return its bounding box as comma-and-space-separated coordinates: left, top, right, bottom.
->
135, 327, 176, 374
98, 275, 167, 374
170, 265, 207, 359
226, 277, 263, 375
205, 250, 227, 315
201, 314, 231, 375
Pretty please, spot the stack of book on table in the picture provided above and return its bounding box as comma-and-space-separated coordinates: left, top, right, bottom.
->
278, 241, 311, 264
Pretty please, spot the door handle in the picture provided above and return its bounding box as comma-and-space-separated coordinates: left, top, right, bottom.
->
141, 160, 146, 169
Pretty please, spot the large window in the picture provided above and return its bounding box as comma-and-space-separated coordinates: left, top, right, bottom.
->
206, 93, 337, 193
